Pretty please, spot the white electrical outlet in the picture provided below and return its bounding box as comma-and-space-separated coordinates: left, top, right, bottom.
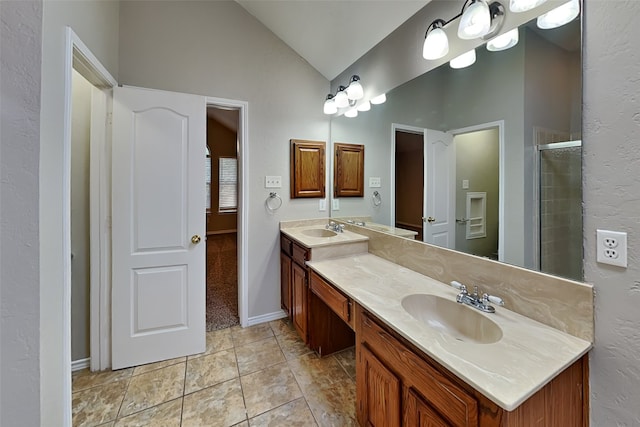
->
597, 229, 628, 268
332, 199, 340, 211
369, 177, 381, 188
265, 176, 282, 188
462, 179, 469, 189
319, 198, 327, 211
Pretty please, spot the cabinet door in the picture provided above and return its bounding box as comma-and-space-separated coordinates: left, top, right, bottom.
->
334, 143, 364, 197
291, 262, 308, 341
280, 252, 292, 317
290, 139, 326, 198
405, 388, 451, 427
358, 345, 401, 427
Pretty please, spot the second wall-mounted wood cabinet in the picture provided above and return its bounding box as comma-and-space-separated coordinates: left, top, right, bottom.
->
334, 143, 364, 197
290, 139, 325, 198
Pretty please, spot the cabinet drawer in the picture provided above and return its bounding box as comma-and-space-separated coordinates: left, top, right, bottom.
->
280, 235, 292, 256
310, 271, 351, 326
360, 312, 478, 427
292, 242, 309, 267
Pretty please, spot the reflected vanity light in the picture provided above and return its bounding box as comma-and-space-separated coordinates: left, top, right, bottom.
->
450, 49, 477, 69
357, 101, 371, 112
423, 19, 449, 60
487, 28, 519, 51
537, 0, 579, 29
344, 108, 358, 118
509, 0, 547, 13
370, 93, 387, 105
458, 0, 491, 39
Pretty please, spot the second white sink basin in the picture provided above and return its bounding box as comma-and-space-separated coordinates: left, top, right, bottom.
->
401, 294, 503, 344
302, 228, 338, 238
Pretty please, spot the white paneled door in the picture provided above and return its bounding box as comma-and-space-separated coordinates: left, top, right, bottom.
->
111, 86, 206, 369
423, 129, 455, 248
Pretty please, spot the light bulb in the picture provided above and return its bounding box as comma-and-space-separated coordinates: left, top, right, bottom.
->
323, 95, 337, 115
370, 94, 386, 105
458, 0, 491, 40
334, 87, 349, 108
357, 101, 371, 112
423, 27, 449, 60
537, 0, 579, 29
509, 0, 547, 13
346, 76, 364, 100
487, 28, 519, 51
344, 108, 358, 118
450, 49, 476, 69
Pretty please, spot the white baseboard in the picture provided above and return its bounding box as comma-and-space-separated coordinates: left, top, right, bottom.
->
246, 310, 287, 326
72, 357, 91, 372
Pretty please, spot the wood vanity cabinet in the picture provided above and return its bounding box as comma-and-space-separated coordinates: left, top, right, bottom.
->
280, 233, 310, 341
290, 139, 326, 199
356, 305, 588, 427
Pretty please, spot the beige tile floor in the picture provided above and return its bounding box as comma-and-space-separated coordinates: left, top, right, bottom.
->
72, 319, 357, 427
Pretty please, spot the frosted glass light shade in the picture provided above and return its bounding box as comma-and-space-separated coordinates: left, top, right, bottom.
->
458, 0, 491, 40
334, 88, 349, 108
423, 27, 449, 60
346, 79, 364, 100
370, 94, 386, 105
323, 96, 337, 115
509, 0, 547, 13
357, 101, 371, 112
487, 28, 519, 51
450, 49, 477, 69
344, 108, 358, 118
537, 0, 579, 29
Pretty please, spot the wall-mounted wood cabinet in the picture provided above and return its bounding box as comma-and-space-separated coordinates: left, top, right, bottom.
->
290, 139, 325, 198
334, 143, 364, 197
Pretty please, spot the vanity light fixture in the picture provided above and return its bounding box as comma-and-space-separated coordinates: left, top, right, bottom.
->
322, 75, 365, 115
458, 0, 491, 39
450, 49, 477, 69
357, 101, 371, 112
509, 0, 547, 13
423, 19, 449, 60
344, 108, 358, 118
487, 27, 519, 51
537, 0, 579, 29
370, 93, 387, 105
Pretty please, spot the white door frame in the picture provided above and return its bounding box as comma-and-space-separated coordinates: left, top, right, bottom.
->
449, 120, 505, 262
390, 123, 425, 228
205, 97, 249, 328
63, 26, 117, 423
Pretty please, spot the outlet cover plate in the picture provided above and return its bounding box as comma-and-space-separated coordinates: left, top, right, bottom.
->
596, 229, 627, 267
369, 177, 381, 188
332, 199, 340, 211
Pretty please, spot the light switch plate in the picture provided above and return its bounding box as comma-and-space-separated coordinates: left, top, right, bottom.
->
265, 176, 282, 188
332, 199, 340, 211
462, 179, 469, 189
319, 198, 327, 211
369, 177, 381, 188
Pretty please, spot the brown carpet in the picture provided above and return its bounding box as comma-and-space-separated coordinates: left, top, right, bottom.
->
206, 233, 239, 331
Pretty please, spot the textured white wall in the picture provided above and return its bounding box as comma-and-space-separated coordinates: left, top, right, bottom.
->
118, 1, 330, 321
0, 1, 42, 425
583, 1, 640, 424
71, 70, 93, 361
40, 1, 120, 423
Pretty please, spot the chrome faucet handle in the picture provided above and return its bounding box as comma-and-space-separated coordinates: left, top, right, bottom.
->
482, 293, 505, 306
450, 281, 467, 294
338, 224, 345, 232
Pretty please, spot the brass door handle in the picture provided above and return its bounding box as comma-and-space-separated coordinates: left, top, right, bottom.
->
422, 217, 436, 223
191, 235, 202, 244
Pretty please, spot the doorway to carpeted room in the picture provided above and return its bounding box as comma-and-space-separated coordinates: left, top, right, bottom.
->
206, 232, 239, 330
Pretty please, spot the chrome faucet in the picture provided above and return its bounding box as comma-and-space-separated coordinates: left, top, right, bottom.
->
326, 221, 345, 233
450, 281, 504, 313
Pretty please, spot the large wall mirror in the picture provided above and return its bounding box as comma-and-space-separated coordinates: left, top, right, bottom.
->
330, 11, 582, 281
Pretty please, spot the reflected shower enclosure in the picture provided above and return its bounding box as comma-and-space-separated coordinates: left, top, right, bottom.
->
538, 141, 582, 281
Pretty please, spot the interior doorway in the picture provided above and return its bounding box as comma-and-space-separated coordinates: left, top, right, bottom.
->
205, 106, 240, 330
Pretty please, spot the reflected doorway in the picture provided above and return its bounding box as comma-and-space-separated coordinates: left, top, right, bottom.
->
206, 106, 240, 330
394, 129, 424, 240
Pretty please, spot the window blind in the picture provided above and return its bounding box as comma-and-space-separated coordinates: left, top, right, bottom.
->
219, 157, 237, 213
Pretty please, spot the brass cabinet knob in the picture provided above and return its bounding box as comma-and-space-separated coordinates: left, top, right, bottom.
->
191, 235, 202, 244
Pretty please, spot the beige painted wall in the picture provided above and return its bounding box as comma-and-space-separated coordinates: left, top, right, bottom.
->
70, 70, 93, 361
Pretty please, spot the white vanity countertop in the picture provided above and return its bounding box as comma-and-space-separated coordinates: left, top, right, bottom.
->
306, 253, 592, 411
281, 224, 369, 248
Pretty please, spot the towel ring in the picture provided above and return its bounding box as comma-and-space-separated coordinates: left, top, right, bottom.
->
372, 191, 382, 206
266, 192, 283, 212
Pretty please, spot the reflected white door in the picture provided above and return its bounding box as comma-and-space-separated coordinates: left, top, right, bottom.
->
111, 86, 206, 369
423, 129, 455, 248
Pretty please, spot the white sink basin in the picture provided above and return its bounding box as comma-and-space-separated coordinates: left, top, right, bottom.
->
401, 294, 503, 344
302, 228, 338, 238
